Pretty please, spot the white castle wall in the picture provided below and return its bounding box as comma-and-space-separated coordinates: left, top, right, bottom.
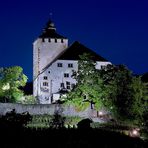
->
35, 59, 111, 104
33, 38, 68, 102
33, 21, 111, 104
33, 38, 68, 79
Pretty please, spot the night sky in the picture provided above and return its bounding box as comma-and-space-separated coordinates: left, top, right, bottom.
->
0, 0, 148, 81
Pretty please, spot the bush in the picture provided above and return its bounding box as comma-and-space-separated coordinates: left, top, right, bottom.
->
18, 95, 36, 104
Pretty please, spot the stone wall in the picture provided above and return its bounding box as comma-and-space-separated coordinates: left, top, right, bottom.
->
0, 103, 97, 118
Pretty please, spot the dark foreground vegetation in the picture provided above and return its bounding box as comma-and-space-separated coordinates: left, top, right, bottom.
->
0, 125, 147, 148
0, 111, 148, 148
0, 128, 147, 148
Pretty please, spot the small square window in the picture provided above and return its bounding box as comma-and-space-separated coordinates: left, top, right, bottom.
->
43, 82, 48, 86
66, 81, 70, 85
43, 76, 48, 80
68, 63, 73, 68
64, 73, 69, 78
67, 85, 70, 89
57, 63, 63, 67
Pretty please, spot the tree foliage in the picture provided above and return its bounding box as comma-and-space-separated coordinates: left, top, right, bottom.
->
0, 66, 27, 102
64, 53, 107, 111
64, 53, 148, 125
100, 65, 148, 124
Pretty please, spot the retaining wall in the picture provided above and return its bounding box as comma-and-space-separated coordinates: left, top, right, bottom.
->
0, 103, 97, 118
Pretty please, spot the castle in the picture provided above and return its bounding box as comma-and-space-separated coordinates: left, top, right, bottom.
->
33, 20, 111, 104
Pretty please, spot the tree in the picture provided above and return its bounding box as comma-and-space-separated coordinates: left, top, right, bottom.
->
0, 66, 27, 103
64, 53, 107, 111
130, 77, 148, 124
100, 65, 133, 118
100, 65, 148, 125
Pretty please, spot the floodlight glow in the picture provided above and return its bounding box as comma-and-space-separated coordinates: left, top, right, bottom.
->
132, 130, 138, 135
2, 83, 10, 90
130, 128, 140, 137
98, 111, 103, 116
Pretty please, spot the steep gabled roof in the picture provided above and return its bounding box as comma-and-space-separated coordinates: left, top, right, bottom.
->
57, 41, 108, 61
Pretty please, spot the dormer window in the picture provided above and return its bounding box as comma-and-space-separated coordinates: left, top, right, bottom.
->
57, 63, 62, 67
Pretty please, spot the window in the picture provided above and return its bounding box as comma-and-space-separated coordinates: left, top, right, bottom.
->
57, 63, 63, 67
66, 81, 70, 85
61, 39, 64, 43
68, 63, 73, 68
101, 65, 106, 69
43, 82, 48, 86
60, 83, 64, 88
64, 73, 69, 78
48, 38, 51, 42
55, 38, 57, 43
71, 84, 75, 89
67, 85, 70, 89
45, 97, 49, 101
42, 38, 45, 42
66, 81, 70, 89
43, 76, 48, 80
48, 71, 50, 74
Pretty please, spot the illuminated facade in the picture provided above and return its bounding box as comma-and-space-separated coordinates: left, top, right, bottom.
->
33, 20, 111, 104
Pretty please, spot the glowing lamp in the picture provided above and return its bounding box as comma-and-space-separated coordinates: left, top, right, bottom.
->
130, 128, 140, 137
132, 130, 138, 135
98, 111, 103, 116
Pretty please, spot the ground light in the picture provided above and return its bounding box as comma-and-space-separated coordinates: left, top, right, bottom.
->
129, 128, 140, 137
98, 111, 103, 116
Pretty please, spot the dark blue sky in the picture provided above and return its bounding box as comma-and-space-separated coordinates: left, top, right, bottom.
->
0, 0, 148, 81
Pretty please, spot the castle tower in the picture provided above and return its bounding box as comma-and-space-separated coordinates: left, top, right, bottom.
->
33, 20, 68, 103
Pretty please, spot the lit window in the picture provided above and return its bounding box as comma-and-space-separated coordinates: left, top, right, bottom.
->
68, 63, 73, 68
43, 82, 48, 86
43, 76, 48, 80
57, 63, 63, 67
64, 73, 69, 78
